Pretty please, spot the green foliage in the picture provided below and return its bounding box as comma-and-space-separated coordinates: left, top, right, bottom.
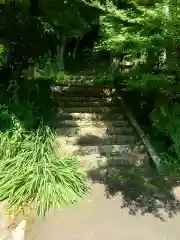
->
0, 0, 98, 81
0, 80, 88, 216
0, 112, 88, 217
33, 52, 65, 81
150, 102, 180, 171
0, 42, 8, 68
0, 123, 88, 216
91, 0, 180, 172
40, 0, 91, 38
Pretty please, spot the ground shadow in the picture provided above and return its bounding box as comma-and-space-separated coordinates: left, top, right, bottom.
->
88, 162, 180, 221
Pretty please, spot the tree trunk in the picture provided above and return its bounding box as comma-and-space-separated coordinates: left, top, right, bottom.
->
72, 38, 80, 59
57, 34, 67, 71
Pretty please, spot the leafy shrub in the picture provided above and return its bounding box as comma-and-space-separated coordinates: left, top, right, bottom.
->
0, 122, 88, 216
0, 110, 89, 216
150, 102, 180, 172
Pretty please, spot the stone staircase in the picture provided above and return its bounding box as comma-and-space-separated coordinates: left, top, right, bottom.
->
53, 84, 148, 169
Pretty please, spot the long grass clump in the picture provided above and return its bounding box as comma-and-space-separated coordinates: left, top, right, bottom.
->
0, 106, 89, 216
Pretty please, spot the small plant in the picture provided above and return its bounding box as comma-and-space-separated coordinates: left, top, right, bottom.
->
0, 120, 89, 216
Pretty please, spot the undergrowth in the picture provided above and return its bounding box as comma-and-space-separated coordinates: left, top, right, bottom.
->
0, 81, 89, 216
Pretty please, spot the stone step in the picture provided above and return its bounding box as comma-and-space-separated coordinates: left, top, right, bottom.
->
53, 86, 103, 94
54, 96, 110, 102
52, 84, 104, 92
56, 100, 116, 108
57, 106, 122, 114
56, 92, 111, 98
55, 119, 129, 127
58, 76, 100, 85
64, 135, 136, 146
74, 153, 147, 169
55, 125, 134, 137
56, 142, 137, 156
53, 88, 114, 97
55, 112, 125, 121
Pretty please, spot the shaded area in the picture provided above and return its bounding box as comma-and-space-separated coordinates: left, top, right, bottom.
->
88, 161, 180, 221
0, 79, 55, 132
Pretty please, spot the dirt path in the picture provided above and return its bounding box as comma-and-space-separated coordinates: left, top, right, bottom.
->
26, 182, 180, 240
